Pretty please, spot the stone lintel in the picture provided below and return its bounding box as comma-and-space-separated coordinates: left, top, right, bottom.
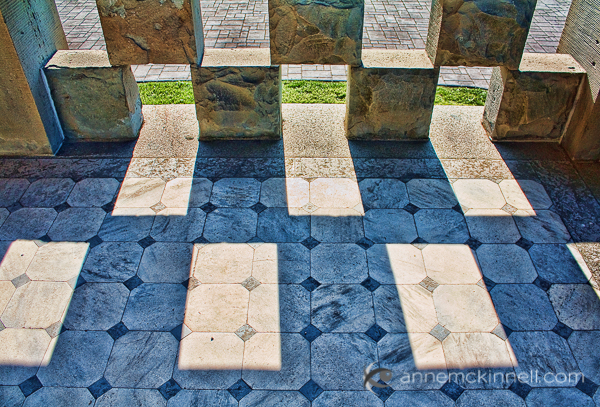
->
201, 48, 272, 68
346, 50, 439, 141
44, 51, 144, 142
483, 53, 585, 142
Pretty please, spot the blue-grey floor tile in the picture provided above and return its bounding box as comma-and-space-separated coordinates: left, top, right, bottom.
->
312, 391, 384, 406
240, 390, 309, 407
168, 390, 237, 406
81, 242, 143, 282
19, 178, 74, 208
414, 209, 469, 243
364, 209, 417, 244
456, 390, 525, 406
385, 390, 454, 406
490, 284, 558, 331
359, 179, 409, 209
529, 244, 590, 283
23, 387, 94, 407
525, 388, 595, 407
311, 244, 368, 284
95, 389, 166, 407
151, 208, 206, 242
137, 242, 193, 283
548, 284, 600, 330
203, 208, 257, 242
64, 283, 129, 330
122, 283, 186, 331
312, 284, 375, 333
257, 208, 310, 243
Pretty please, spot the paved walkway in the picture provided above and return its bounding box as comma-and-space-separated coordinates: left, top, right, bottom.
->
55, 0, 571, 88
1, 104, 600, 405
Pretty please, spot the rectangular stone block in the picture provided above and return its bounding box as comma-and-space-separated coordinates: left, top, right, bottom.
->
268, 0, 364, 65
95, 0, 204, 65
345, 50, 440, 140
44, 51, 144, 142
426, 0, 537, 69
482, 53, 585, 142
0, 0, 67, 156
192, 49, 282, 140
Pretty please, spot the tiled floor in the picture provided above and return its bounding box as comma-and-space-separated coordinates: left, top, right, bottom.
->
1, 104, 599, 406
54, 0, 572, 88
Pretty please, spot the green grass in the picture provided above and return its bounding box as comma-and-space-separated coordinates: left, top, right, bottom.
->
138, 80, 487, 106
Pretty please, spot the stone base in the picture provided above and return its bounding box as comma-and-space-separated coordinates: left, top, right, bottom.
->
268, 0, 364, 65
346, 50, 439, 140
192, 49, 282, 140
426, 0, 537, 69
44, 51, 144, 142
95, 0, 204, 65
483, 53, 585, 142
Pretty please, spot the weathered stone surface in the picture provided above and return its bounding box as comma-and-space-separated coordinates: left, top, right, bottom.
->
95, 0, 204, 65
483, 54, 585, 141
346, 50, 439, 140
192, 63, 282, 140
426, 0, 537, 69
44, 51, 143, 142
0, 0, 67, 155
268, 0, 364, 65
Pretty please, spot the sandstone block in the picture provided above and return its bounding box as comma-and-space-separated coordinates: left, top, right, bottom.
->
268, 0, 364, 65
192, 49, 282, 140
95, 0, 204, 65
426, 0, 537, 69
482, 53, 585, 142
44, 51, 144, 142
346, 50, 440, 140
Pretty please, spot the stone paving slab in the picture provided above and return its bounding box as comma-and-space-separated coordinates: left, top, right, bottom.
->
0, 104, 599, 404
55, 0, 572, 88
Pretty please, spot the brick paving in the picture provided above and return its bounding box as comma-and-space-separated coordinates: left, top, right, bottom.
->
55, 0, 572, 88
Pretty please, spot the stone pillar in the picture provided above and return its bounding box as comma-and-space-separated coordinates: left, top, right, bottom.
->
95, 0, 204, 65
557, 0, 600, 160
346, 50, 439, 140
44, 51, 144, 142
482, 53, 585, 142
426, 0, 537, 69
0, 0, 68, 156
191, 49, 282, 140
268, 0, 364, 65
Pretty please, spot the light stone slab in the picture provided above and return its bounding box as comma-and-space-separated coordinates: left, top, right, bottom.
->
364, 209, 418, 244
151, 208, 206, 242
310, 243, 367, 284
367, 244, 427, 285
465, 209, 521, 243
434, 285, 499, 332
490, 284, 558, 331
310, 178, 362, 209
443, 333, 514, 370
0, 179, 29, 207
252, 243, 310, 284
499, 180, 552, 210
81, 242, 143, 282
138, 242, 193, 283
358, 178, 409, 209
193, 243, 254, 284
122, 283, 186, 331
407, 179, 458, 209
476, 244, 537, 283
47, 208, 106, 242
422, 245, 482, 285
64, 283, 129, 330
453, 180, 506, 209
184, 284, 249, 332
0, 328, 51, 369
242, 333, 310, 390
203, 208, 258, 243
114, 178, 166, 208
210, 178, 261, 208
161, 178, 212, 208
374, 284, 438, 333
67, 178, 119, 208
260, 178, 309, 208
26, 242, 89, 282
548, 284, 600, 330
23, 387, 95, 407
0, 240, 39, 280
2, 281, 72, 329
0, 280, 15, 313
0, 208, 57, 240
513, 210, 571, 243
96, 389, 166, 407
248, 284, 309, 333
19, 178, 74, 208
311, 208, 364, 243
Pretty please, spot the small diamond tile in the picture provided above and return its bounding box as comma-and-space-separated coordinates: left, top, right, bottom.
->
300, 324, 322, 342
8, 203, 23, 213
356, 237, 375, 250
481, 276, 497, 290
158, 378, 181, 400
150, 202, 167, 213
11, 273, 30, 289
250, 202, 267, 214
54, 202, 71, 213
192, 236, 210, 244
576, 377, 599, 398
302, 202, 318, 213
299, 379, 323, 401
371, 380, 394, 401
533, 276, 552, 292
201, 202, 217, 213
182, 277, 201, 291
552, 321, 574, 340
419, 276, 439, 293
235, 324, 257, 342
464, 237, 482, 250
509, 380, 532, 399
75, 275, 87, 289
365, 324, 387, 342
138, 236, 156, 249
430, 324, 450, 342
440, 381, 464, 401
101, 202, 114, 213
361, 276, 381, 292
411, 237, 429, 250
123, 276, 143, 291
87, 235, 103, 249
45, 321, 62, 338
516, 237, 534, 251
88, 377, 112, 399
19, 376, 43, 397
491, 323, 509, 341
107, 322, 129, 341
241, 276, 261, 292
502, 203, 518, 214
228, 379, 252, 401
403, 203, 420, 214
300, 277, 321, 292
452, 204, 464, 214
301, 237, 320, 250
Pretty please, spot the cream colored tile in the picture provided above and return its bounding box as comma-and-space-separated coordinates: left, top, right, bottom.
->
184, 284, 249, 332
434, 285, 499, 332
1, 282, 72, 329
0, 240, 39, 281
310, 178, 362, 208
408, 332, 447, 370
178, 333, 244, 370
242, 333, 282, 371
422, 244, 482, 284
114, 178, 165, 208
453, 179, 506, 209
161, 178, 212, 208
368, 244, 427, 284
260, 178, 309, 208
251, 243, 310, 284
0, 329, 51, 367
247, 284, 279, 332
26, 242, 88, 282
193, 243, 254, 284
443, 333, 514, 369
398, 285, 439, 333
499, 180, 552, 210
0, 281, 15, 313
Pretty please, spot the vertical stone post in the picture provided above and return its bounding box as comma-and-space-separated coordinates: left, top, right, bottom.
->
557, 0, 600, 160
0, 0, 68, 155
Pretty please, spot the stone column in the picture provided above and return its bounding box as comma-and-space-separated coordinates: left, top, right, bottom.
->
346, 50, 440, 140
426, 0, 537, 69
557, 0, 600, 160
44, 51, 144, 142
95, 0, 204, 65
482, 53, 586, 142
191, 49, 282, 140
0, 0, 68, 156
